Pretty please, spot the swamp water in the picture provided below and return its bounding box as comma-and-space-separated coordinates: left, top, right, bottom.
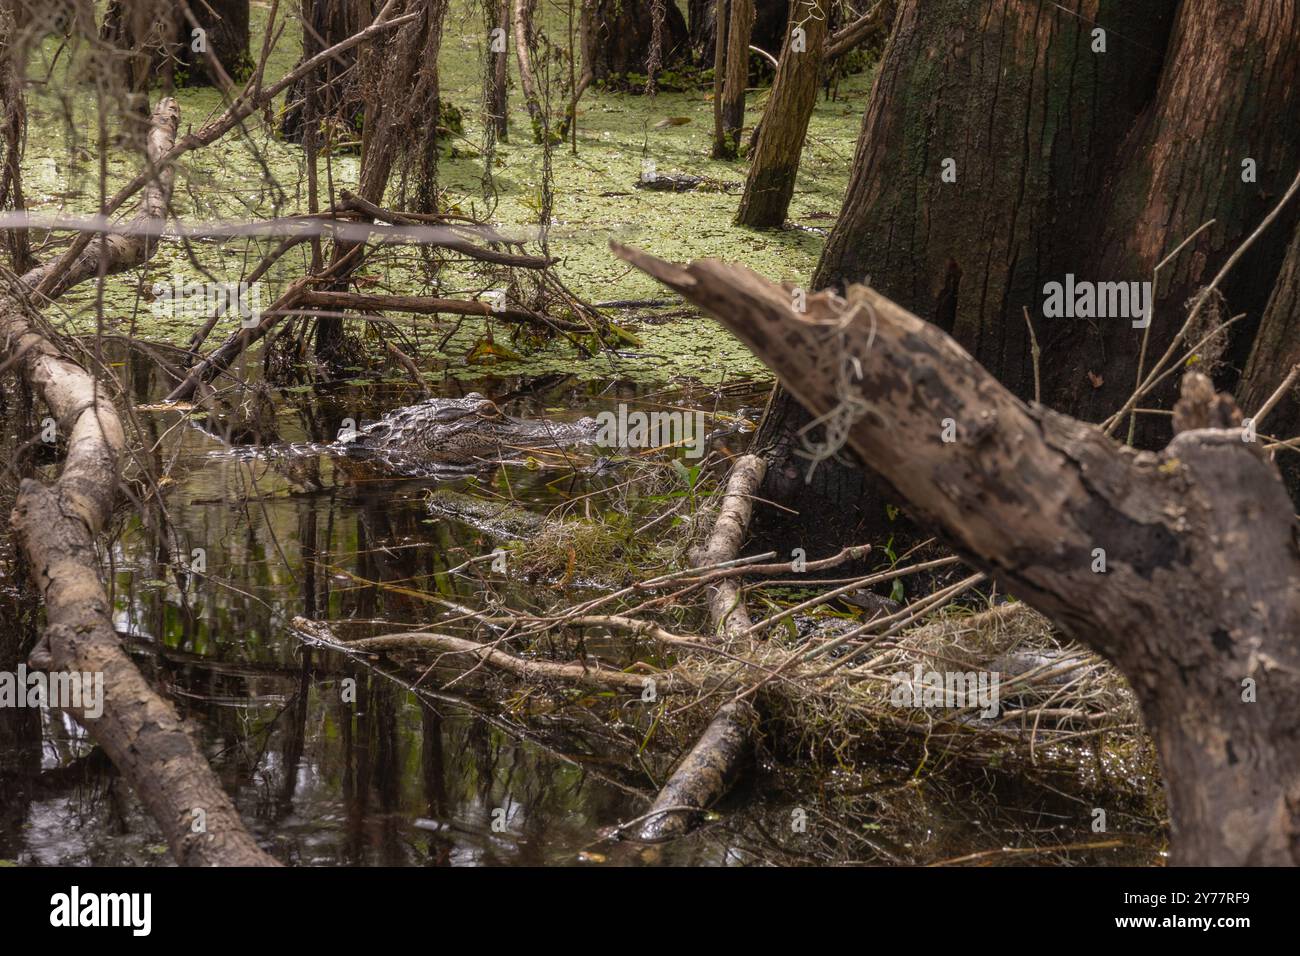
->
0, 345, 1163, 866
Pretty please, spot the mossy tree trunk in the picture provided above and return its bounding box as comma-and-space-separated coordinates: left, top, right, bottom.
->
712, 0, 752, 158
735, 0, 828, 227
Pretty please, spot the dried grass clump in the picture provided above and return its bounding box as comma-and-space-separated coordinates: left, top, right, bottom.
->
671, 601, 1159, 804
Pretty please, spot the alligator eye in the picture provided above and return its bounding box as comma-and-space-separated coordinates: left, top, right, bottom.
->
479, 402, 505, 419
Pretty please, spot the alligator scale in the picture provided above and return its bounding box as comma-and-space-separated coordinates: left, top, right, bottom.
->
340, 393, 600, 473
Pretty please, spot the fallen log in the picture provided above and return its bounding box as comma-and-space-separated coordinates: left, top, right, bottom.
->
614, 242, 1300, 866
635, 700, 757, 842
634, 454, 766, 841
691, 453, 767, 640
3, 99, 277, 866
291, 289, 588, 332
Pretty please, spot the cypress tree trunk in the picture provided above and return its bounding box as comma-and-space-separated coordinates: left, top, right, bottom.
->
755, 0, 1180, 545
485, 0, 510, 140
99, 0, 178, 98
280, 0, 369, 144
812, 0, 1178, 389
1238, 219, 1300, 502
179, 0, 250, 85
588, 0, 688, 82
735, 0, 827, 227
712, 0, 752, 159
1062, 0, 1300, 437
756, 0, 1300, 540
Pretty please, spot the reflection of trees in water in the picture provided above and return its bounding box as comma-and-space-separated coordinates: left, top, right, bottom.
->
2, 358, 757, 865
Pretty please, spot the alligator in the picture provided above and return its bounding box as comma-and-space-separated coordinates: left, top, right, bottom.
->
338, 393, 601, 473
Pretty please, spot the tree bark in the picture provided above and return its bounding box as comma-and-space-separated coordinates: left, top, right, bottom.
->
178, 0, 250, 86
735, 0, 828, 227
712, 0, 752, 159
99, 0, 249, 92
513, 0, 544, 142
0, 3, 33, 272
587, 0, 688, 84
98, 0, 178, 99
617, 243, 1300, 866
485, 0, 510, 140
691, 0, 789, 67
1071, 0, 1300, 437
757, 0, 1300, 542
1238, 220, 1300, 501
2, 98, 277, 866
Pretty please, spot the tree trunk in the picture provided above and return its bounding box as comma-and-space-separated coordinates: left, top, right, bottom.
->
178, 0, 250, 86
280, 0, 370, 144
1238, 219, 1300, 501
713, 0, 752, 159
1067, 0, 1300, 438
691, 0, 788, 67
485, 0, 510, 140
99, 0, 249, 92
587, 0, 688, 85
98, 0, 179, 99
512, 0, 544, 141
711, 0, 728, 157
317, 0, 449, 361
0, 3, 33, 272
735, 0, 828, 227
757, 0, 1300, 542
618, 243, 1300, 866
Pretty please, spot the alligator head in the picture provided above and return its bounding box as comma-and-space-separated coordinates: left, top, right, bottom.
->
341, 393, 599, 472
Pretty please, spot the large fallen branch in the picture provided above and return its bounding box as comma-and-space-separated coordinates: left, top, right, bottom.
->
291, 290, 588, 332
614, 243, 1300, 867
635, 454, 765, 842
824, 0, 893, 62
3, 99, 277, 866
690, 454, 767, 641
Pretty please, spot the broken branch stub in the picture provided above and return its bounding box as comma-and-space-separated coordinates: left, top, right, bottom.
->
613, 241, 1300, 867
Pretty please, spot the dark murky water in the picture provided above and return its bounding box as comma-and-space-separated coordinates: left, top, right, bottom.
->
0, 345, 1164, 866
